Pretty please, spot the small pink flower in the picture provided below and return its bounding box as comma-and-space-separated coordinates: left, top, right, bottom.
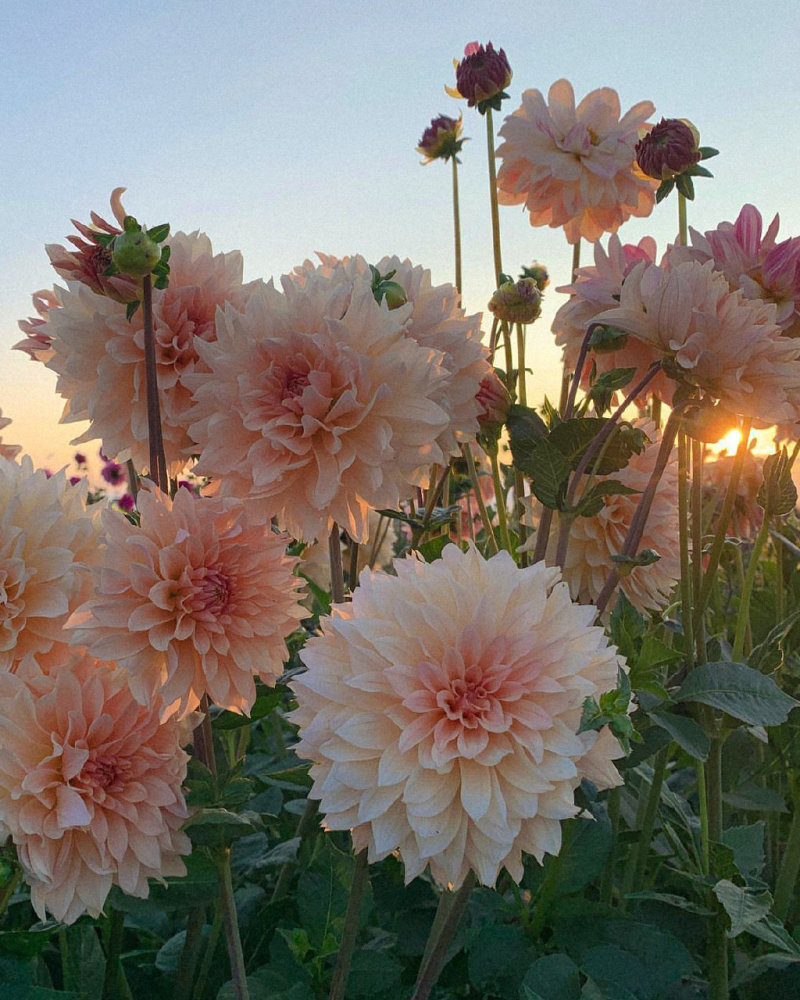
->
0, 651, 190, 924
476, 371, 512, 431
101, 460, 125, 486
496, 80, 657, 244
117, 493, 135, 512
69, 476, 82, 486
71, 486, 306, 718
74, 452, 87, 466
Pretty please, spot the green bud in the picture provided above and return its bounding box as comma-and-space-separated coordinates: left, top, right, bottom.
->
111, 220, 161, 278
378, 280, 408, 310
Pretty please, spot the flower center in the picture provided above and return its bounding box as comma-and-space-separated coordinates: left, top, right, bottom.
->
82, 754, 129, 791
192, 567, 232, 617
438, 674, 491, 728
284, 370, 310, 399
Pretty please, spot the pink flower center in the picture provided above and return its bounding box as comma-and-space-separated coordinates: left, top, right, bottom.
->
82, 754, 130, 792
192, 567, 232, 617
438, 673, 491, 728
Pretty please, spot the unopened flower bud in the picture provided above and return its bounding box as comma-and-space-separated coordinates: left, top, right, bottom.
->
476, 370, 512, 430
520, 262, 549, 292
488, 277, 542, 324
635, 118, 701, 180
111, 217, 161, 277
447, 41, 512, 113
417, 113, 465, 163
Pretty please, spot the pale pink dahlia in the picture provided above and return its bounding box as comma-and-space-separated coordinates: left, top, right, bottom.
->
70, 486, 305, 719
553, 235, 674, 403
292, 253, 491, 458
0, 456, 99, 671
0, 651, 190, 924
673, 204, 800, 338
554, 423, 680, 613
290, 544, 624, 889
43, 232, 254, 474
496, 80, 657, 244
185, 274, 452, 542
0, 411, 21, 461
13, 289, 59, 362
596, 259, 800, 425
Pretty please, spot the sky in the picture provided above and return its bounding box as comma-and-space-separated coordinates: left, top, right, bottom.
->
2, 0, 799, 472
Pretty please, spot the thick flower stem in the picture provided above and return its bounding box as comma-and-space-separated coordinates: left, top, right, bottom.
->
329, 849, 369, 1000
691, 439, 707, 663
624, 748, 670, 906
600, 787, 621, 905
485, 108, 503, 286
732, 511, 771, 661
216, 848, 249, 1000
142, 274, 168, 493
452, 156, 462, 296
678, 433, 695, 667
694, 419, 753, 625
177, 906, 205, 1000
412, 873, 475, 1000
707, 734, 729, 1000
462, 444, 499, 554
192, 902, 223, 1000
774, 776, 800, 919
697, 754, 711, 875
271, 798, 320, 903
488, 447, 513, 553
678, 192, 689, 247
101, 907, 133, 1000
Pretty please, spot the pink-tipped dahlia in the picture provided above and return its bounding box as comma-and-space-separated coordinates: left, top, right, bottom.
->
0, 651, 190, 924
635, 118, 701, 180
70, 486, 305, 719
496, 80, 657, 244
553, 422, 681, 613
43, 231, 254, 474
553, 235, 674, 402
446, 41, 512, 110
13, 289, 59, 362
0, 411, 21, 461
290, 544, 625, 889
185, 272, 454, 542
595, 259, 800, 425
0, 456, 99, 671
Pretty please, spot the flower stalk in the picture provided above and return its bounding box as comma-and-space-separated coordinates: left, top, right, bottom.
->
141, 274, 168, 493
412, 873, 475, 1000
452, 156, 462, 296
328, 849, 369, 1000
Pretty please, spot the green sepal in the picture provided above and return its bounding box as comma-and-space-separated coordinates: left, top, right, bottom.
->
146, 223, 170, 243
125, 300, 140, 322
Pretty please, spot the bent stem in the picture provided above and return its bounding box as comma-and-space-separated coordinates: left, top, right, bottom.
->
142, 274, 168, 493
412, 873, 476, 1000
329, 849, 369, 1000
452, 156, 462, 296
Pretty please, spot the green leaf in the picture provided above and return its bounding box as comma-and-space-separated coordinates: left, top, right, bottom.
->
648, 710, 710, 760
758, 448, 797, 515
183, 807, 259, 847
748, 607, 800, 673
713, 879, 772, 937
623, 891, 713, 915
526, 438, 571, 509
146, 223, 170, 243
467, 924, 531, 992
347, 949, 403, 997
506, 403, 549, 469
418, 535, 450, 562
698, 146, 719, 159
723, 822, 766, 877
723, 785, 788, 813
676, 660, 799, 726
573, 480, 640, 519
710, 841, 738, 880
609, 592, 644, 661
212, 688, 284, 730
520, 953, 581, 1000
746, 913, 800, 955
687, 164, 714, 178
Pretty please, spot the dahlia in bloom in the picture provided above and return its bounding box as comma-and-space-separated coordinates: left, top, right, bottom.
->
673, 204, 800, 339
0, 651, 190, 924
70, 486, 305, 719
43, 231, 254, 474
496, 80, 657, 244
553, 422, 681, 614
290, 544, 625, 889
292, 253, 491, 461
186, 273, 453, 542
595, 259, 800, 425
0, 456, 99, 671
0, 411, 21, 461
13, 289, 59, 362
553, 235, 674, 402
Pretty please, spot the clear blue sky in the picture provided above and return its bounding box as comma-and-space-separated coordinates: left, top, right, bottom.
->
2, 0, 798, 469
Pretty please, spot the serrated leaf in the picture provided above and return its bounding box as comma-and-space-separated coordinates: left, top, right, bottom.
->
745, 913, 800, 955
757, 448, 797, 515
609, 592, 644, 660
526, 439, 571, 508
713, 879, 772, 937
520, 953, 581, 1000
748, 607, 800, 673
676, 660, 799, 726
506, 403, 548, 465
648, 710, 710, 760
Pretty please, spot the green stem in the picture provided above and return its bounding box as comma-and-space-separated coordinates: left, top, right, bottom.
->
707, 734, 728, 1000
452, 156, 462, 296
101, 907, 133, 1000
532, 507, 553, 564
216, 848, 249, 1000
515, 322, 527, 407
192, 903, 223, 1000
600, 787, 621, 906
678, 192, 688, 247
678, 433, 695, 669
488, 447, 512, 553
514, 467, 528, 565
0, 866, 20, 922
271, 798, 320, 903
142, 273, 168, 493
412, 873, 475, 1000
625, 748, 670, 905
692, 439, 707, 664
462, 444, 499, 554
328, 522, 346, 604
177, 907, 205, 1000
329, 849, 369, 1000
775, 776, 800, 920
529, 851, 563, 939
697, 756, 710, 875
485, 108, 503, 285
732, 512, 771, 661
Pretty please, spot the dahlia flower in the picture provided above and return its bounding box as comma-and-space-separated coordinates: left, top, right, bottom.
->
446, 41, 512, 111
0, 456, 99, 671
186, 272, 455, 542
496, 80, 657, 244
43, 231, 253, 474
290, 544, 625, 889
671, 204, 800, 339
292, 253, 491, 460
488, 277, 542, 324
595, 259, 800, 425
70, 486, 305, 719
417, 113, 465, 163
0, 651, 190, 924
0, 411, 21, 461
553, 235, 674, 402
553, 422, 680, 613
13, 289, 59, 362
635, 118, 701, 180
